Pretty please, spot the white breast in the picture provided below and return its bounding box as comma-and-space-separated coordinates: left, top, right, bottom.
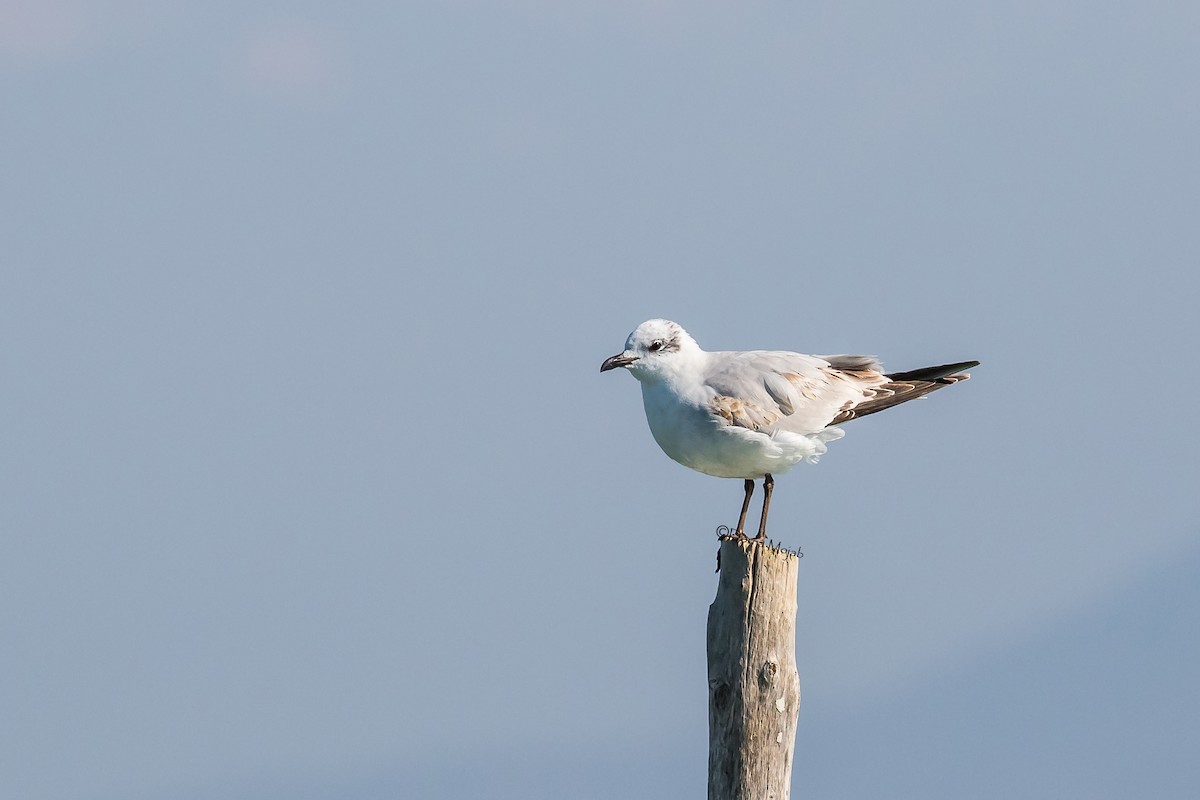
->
639, 380, 837, 479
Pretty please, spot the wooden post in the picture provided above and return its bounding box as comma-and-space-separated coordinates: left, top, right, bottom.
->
707, 536, 802, 800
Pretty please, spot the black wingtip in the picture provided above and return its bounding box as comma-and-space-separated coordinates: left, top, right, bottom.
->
886, 360, 980, 382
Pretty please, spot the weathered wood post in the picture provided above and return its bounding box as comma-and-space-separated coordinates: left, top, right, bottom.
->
707, 536, 802, 800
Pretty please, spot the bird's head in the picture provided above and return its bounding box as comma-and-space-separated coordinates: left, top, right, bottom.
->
600, 319, 700, 381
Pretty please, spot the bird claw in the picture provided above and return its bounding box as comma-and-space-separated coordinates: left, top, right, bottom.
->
715, 525, 745, 541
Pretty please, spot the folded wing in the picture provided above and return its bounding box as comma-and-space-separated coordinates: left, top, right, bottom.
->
702, 352, 977, 433
829, 360, 978, 424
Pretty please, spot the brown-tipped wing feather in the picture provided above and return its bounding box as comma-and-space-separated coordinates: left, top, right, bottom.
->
829, 360, 979, 425
700, 352, 978, 434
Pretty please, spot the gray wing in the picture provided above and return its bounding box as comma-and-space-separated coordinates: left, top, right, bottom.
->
701, 351, 890, 434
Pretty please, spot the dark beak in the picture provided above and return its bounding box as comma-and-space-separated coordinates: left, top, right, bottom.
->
600, 352, 639, 373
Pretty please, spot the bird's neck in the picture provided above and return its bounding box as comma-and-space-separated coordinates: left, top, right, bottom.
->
637, 349, 708, 395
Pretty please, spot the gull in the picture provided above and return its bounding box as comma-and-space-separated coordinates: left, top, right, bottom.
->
601, 319, 978, 540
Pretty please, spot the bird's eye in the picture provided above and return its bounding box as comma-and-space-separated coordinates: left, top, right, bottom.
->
648, 340, 664, 352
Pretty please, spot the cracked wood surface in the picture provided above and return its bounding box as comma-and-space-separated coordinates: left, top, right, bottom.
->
708, 537, 801, 800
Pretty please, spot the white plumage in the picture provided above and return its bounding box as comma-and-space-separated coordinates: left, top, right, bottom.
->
601, 319, 977, 539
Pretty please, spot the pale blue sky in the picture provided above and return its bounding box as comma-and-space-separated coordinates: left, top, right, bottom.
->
3, 2, 1198, 798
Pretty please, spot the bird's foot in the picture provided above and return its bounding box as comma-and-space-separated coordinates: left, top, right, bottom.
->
716, 525, 749, 541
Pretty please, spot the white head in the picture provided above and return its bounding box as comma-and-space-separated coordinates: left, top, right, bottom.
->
600, 319, 702, 382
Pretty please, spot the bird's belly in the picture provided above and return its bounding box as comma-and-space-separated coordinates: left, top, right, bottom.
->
657, 428, 778, 479
641, 388, 803, 479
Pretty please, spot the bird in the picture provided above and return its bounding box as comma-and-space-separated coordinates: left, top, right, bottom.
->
600, 319, 978, 541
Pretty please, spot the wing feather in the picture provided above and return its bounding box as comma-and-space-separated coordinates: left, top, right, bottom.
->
829, 369, 973, 424
698, 350, 975, 434
702, 351, 887, 434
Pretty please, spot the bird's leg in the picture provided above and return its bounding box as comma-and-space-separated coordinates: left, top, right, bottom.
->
734, 479, 755, 538
754, 474, 774, 541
